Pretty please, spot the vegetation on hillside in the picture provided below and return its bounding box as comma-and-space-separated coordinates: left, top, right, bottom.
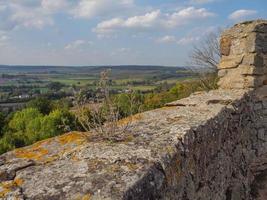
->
0, 72, 217, 154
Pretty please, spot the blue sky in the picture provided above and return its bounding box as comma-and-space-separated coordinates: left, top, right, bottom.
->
0, 0, 266, 66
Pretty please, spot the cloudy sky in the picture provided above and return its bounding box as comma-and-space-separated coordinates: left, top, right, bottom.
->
0, 0, 266, 66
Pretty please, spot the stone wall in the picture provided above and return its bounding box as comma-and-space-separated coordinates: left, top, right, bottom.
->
218, 20, 267, 89
0, 20, 266, 200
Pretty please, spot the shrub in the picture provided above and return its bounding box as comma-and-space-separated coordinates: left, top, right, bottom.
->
0, 107, 76, 154
27, 97, 53, 115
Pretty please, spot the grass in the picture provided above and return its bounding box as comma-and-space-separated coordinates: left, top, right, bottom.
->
48, 78, 95, 86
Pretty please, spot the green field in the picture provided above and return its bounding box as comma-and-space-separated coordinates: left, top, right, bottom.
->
0, 65, 195, 100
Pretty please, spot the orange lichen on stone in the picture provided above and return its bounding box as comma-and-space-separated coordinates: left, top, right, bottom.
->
58, 132, 87, 146
74, 194, 92, 200
12, 132, 88, 163
125, 162, 139, 171
14, 143, 49, 162
0, 178, 23, 198
117, 113, 143, 126
14, 178, 23, 187
81, 194, 92, 200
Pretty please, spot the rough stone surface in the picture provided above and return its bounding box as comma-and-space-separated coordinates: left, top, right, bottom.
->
218, 20, 267, 89
0, 88, 266, 200
0, 20, 267, 200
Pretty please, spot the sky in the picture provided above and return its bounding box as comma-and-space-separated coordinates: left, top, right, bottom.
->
0, 0, 266, 66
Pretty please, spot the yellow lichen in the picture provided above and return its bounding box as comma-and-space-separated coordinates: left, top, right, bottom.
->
81, 194, 91, 200
13, 132, 87, 163
75, 194, 92, 200
14, 178, 23, 187
123, 135, 135, 143
117, 113, 143, 126
0, 178, 23, 198
58, 132, 87, 146
14, 146, 49, 162
125, 162, 139, 171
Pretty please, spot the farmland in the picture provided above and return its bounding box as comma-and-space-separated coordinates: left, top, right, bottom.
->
0, 65, 195, 112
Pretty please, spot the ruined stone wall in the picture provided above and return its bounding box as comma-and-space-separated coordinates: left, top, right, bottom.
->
218, 20, 267, 89
0, 20, 266, 200
124, 89, 267, 200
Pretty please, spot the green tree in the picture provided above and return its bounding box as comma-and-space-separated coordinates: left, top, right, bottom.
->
0, 107, 77, 154
40, 109, 76, 139
27, 97, 52, 115
47, 82, 65, 91
8, 108, 43, 133
0, 112, 5, 137
113, 92, 144, 117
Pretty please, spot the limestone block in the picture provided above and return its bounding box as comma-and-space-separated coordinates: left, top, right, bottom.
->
255, 85, 267, 100
242, 53, 263, 66
231, 38, 246, 55
218, 70, 266, 89
245, 32, 258, 53
259, 34, 267, 53
220, 36, 232, 56
218, 55, 244, 69
243, 75, 266, 88
218, 69, 227, 78
255, 22, 267, 33
238, 65, 267, 75
218, 70, 245, 89
247, 75, 267, 88
264, 54, 267, 67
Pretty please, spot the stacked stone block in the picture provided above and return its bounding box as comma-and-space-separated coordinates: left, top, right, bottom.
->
218, 20, 267, 89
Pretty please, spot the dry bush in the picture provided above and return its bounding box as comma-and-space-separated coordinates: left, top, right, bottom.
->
74, 69, 135, 140
188, 31, 222, 90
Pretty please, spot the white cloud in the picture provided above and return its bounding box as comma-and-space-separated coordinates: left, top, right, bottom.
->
0, 4, 7, 12
64, 40, 92, 50
229, 9, 257, 21
157, 35, 176, 43
94, 7, 215, 35
94, 10, 161, 35
189, 0, 217, 4
0, 1, 56, 30
110, 47, 131, 56
41, 0, 70, 12
157, 35, 200, 45
71, 0, 134, 19
9, 5, 54, 29
0, 32, 9, 46
165, 7, 215, 28
177, 36, 200, 45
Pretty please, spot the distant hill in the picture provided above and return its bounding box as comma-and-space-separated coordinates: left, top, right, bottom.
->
0, 65, 188, 74
0, 65, 191, 80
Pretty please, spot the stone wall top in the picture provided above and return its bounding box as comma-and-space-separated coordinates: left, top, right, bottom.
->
218, 20, 267, 89
0, 89, 247, 199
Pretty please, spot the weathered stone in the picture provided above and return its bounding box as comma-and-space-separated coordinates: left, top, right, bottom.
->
242, 53, 264, 66
246, 32, 258, 53
230, 37, 247, 55
220, 36, 232, 56
218, 71, 245, 89
256, 33, 267, 53
264, 55, 267, 67
218, 20, 267, 89
238, 64, 267, 75
255, 22, 267, 33
218, 55, 244, 69
243, 75, 266, 88
218, 69, 227, 78
255, 85, 267, 100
